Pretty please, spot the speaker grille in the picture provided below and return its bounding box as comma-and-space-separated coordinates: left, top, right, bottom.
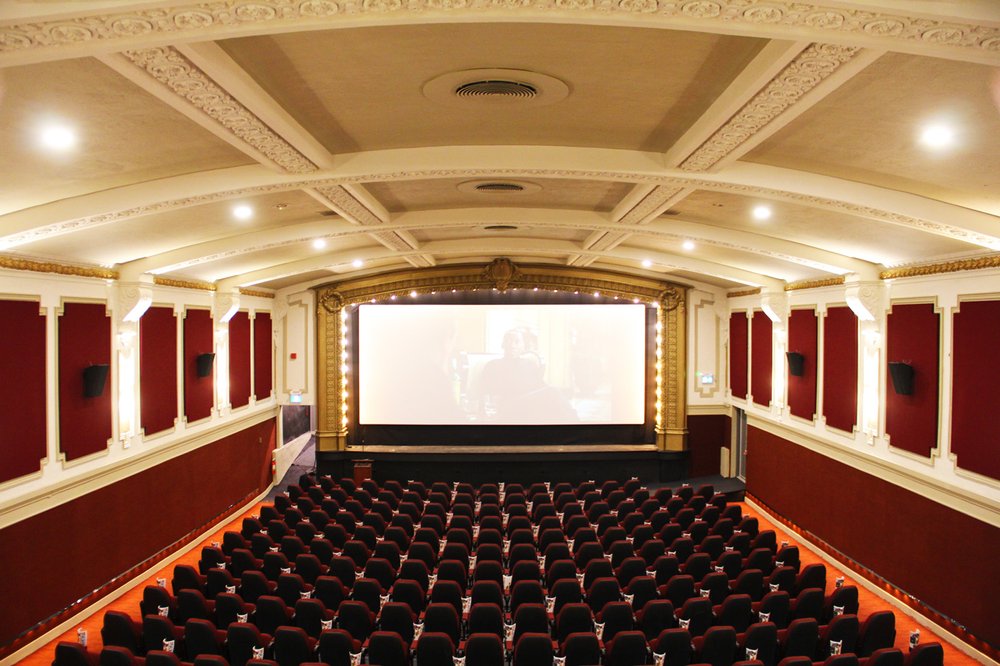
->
455, 80, 538, 99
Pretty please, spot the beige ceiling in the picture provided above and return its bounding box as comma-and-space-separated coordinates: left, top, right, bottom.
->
0, 1, 998, 296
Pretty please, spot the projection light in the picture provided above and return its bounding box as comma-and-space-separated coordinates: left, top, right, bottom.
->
83, 364, 110, 398
196, 353, 215, 378
888, 362, 914, 395
786, 352, 805, 377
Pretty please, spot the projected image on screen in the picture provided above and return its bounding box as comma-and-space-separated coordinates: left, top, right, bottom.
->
358, 304, 646, 425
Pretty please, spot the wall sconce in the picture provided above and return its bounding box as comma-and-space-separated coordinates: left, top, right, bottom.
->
83, 364, 110, 398
196, 353, 216, 378
786, 352, 805, 377
888, 361, 914, 395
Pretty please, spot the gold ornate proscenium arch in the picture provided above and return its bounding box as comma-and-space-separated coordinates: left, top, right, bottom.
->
315, 259, 687, 452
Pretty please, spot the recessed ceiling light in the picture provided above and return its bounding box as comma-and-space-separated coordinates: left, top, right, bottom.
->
232, 204, 253, 220
352, 259, 364, 269
682, 240, 696, 251
39, 124, 76, 151
312, 239, 327, 250
410, 291, 418, 298
641, 259, 652, 268
920, 123, 955, 149
752, 205, 772, 221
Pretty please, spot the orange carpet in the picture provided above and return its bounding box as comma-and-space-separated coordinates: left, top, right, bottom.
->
16, 500, 984, 665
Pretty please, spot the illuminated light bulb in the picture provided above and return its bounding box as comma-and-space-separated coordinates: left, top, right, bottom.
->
682, 240, 695, 251
920, 123, 955, 149
410, 291, 418, 298
752, 205, 772, 221
352, 259, 364, 268
232, 204, 253, 220
390, 295, 397, 300
312, 238, 327, 249
641, 259, 652, 268
39, 124, 77, 151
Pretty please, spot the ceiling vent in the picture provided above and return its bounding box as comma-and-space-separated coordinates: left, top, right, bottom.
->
484, 225, 519, 231
457, 179, 541, 195
455, 80, 538, 99
475, 182, 525, 193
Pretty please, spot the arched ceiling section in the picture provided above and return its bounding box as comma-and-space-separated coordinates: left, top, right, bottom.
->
1, 1, 998, 294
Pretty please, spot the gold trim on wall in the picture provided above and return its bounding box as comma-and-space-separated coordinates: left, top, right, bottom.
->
785, 276, 845, 291
240, 287, 276, 299
879, 254, 1000, 280
154, 276, 216, 291
314, 260, 688, 453
0, 255, 117, 280
727, 288, 761, 298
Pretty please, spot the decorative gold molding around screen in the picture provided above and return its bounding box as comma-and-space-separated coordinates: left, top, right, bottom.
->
784, 276, 845, 291
0, 255, 117, 280
240, 287, 276, 299
313, 260, 688, 453
153, 276, 216, 291
880, 255, 1000, 280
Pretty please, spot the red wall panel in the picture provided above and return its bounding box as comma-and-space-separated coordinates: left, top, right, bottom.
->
951, 299, 1000, 480
58, 302, 112, 461
140, 306, 178, 436
687, 414, 731, 477
183, 309, 214, 422
253, 312, 273, 400
822, 306, 857, 432
229, 311, 251, 408
746, 425, 1000, 649
0, 299, 47, 483
885, 303, 939, 458
750, 311, 772, 407
0, 418, 276, 648
729, 312, 748, 399
787, 308, 818, 421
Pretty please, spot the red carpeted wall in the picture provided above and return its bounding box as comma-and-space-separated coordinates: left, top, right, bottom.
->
0, 299, 47, 483
183, 309, 213, 423
885, 303, 939, 458
58, 302, 112, 461
0, 418, 276, 648
253, 312, 273, 401
687, 414, 732, 477
822, 306, 857, 432
951, 299, 1000, 481
140, 306, 178, 436
729, 312, 748, 400
750, 310, 772, 407
229, 311, 251, 409
746, 424, 1000, 649
787, 308, 818, 421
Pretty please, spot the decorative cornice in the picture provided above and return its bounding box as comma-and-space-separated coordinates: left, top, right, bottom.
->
120, 46, 316, 174
681, 43, 862, 172
727, 287, 762, 298
879, 254, 1000, 280
371, 230, 416, 252
1, 1, 998, 64
153, 276, 217, 291
239, 287, 276, 298
784, 276, 845, 291
616, 185, 686, 225
0, 254, 117, 280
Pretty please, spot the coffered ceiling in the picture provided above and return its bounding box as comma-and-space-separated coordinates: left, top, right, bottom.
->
1, 1, 998, 293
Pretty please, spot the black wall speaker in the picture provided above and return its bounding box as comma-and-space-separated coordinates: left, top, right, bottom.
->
786, 351, 805, 377
888, 361, 914, 395
196, 353, 215, 378
83, 364, 110, 398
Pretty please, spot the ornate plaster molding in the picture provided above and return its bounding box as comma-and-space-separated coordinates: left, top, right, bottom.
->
1, 1, 998, 64
727, 287, 761, 298
680, 43, 862, 172
120, 46, 317, 174
371, 230, 416, 252
310, 184, 384, 226
153, 275, 216, 291
784, 276, 844, 291
239, 287, 276, 298
616, 185, 686, 225
0, 254, 117, 280
879, 254, 1000, 280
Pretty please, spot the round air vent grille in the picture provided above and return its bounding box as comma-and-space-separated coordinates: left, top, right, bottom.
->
475, 182, 526, 192
455, 80, 538, 99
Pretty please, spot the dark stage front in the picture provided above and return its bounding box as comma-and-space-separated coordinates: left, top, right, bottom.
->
316, 444, 688, 484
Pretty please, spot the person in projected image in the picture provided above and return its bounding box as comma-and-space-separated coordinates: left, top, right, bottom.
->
479, 326, 577, 423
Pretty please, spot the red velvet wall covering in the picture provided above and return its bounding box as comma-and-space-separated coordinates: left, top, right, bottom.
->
951, 299, 1000, 481
229, 311, 251, 408
885, 303, 939, 458
183, 309, 213, 423
750, 311, 772, 407
787, 308, 818, 421
0, 418, 276, 649
729, 312, 748, 399
687, 414, 731, 477
0, 299, 47, 483
58, 302, 112, 461
822, 306, 857, 432
140, 306, 178, 437
253, 312, 273, 400
746, 425, 1000, 649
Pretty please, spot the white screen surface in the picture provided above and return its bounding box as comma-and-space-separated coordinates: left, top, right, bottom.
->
357, 303, 646, 425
